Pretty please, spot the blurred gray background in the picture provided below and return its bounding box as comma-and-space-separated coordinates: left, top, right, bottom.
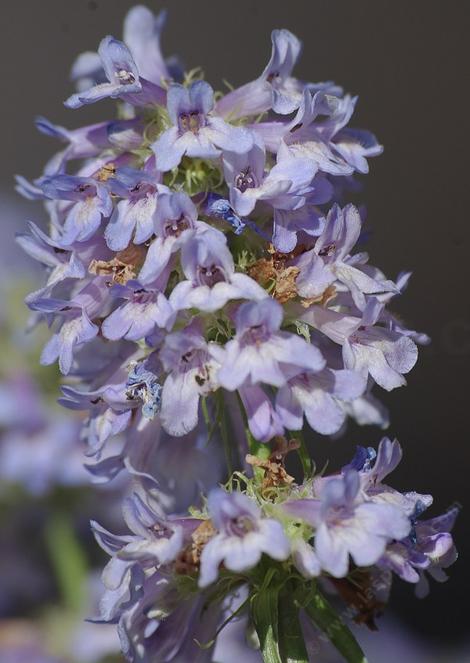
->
0, 0, 468, 648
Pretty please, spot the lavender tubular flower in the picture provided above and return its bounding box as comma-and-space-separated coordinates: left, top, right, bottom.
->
16, 221, 86, 304
123, 5, 173, 86
16, 5, 457, 662
159, 321, 220, 436
34, 277, 109, 375
65, 36, 165, 109
275, 367, 366, 435
41, 174, 113, 246
295, 203, 398, 308
104, 167, 166, 252
169, 225, 267, 312
199, 488, 290, 587
223, 138, 317, 219
283, 469, 411, 578
152, 80, 254, 172
138, 190, 198, 284
214, 298, 326, 390
239, 384, 284, 442
102, 280, 174, 340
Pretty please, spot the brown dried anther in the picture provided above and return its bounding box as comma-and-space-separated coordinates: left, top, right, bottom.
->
95, 162, 117, 182
249, 244, 333, 305
300, 284, 337, 308
89, 243, 147, 285
246, 435, 300, 493
89, 258, 136, 285
249, 244, 337, 307
174, 519, 217, 575
249, 245, 302, 304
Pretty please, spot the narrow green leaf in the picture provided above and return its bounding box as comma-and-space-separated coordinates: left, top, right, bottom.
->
278, 588, 309, 663
251, 585, 283, 663
44, 513, 87, 615
303, 587, 368, 663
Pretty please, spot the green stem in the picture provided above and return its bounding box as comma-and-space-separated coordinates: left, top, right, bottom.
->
217, 392, 234, 477
288, 429, 313, 480
246, 426, 270, 460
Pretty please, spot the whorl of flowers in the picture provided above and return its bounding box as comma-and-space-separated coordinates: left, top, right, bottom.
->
17, 5, 457, 662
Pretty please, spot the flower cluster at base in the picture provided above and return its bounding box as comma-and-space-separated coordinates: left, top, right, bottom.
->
92, 437, 457, 662
17, 4, 457, 662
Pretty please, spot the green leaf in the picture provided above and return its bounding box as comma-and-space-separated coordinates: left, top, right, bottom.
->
278, 587, 309, 663
302, 586, 368, 663
251, 585, 283, 663
45, 513, 88, 615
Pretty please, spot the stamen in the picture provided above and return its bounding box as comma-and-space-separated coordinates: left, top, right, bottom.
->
318, 242, 336, 257
116, 69, 136, 85
235, 167, 257, 193
75, 183, 94, 195
197, 264, 225, 287
178, 111, 204, 134
164, 214, 190, 238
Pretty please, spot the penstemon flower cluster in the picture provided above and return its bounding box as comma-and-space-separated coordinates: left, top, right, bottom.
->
17, 5, 457, 662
